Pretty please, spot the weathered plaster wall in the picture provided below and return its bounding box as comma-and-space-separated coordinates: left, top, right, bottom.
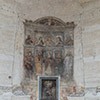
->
80, 1, 100, 100
0, 0, 24, 99
0, 0, 16, 86
0, 0, 100, 100
81, 0, 100, 88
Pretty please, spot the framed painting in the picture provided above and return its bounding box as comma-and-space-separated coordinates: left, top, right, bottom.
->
38, 76, 60, 100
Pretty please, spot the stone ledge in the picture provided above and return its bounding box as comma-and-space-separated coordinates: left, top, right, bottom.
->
11, 95, 31, 100
67, 96, 84, 100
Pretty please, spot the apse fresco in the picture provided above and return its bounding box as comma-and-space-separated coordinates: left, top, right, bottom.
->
24, 18, 74, 82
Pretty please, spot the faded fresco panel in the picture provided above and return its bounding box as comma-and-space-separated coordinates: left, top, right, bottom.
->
22, 17, 75, 99
24, 20, 74, 80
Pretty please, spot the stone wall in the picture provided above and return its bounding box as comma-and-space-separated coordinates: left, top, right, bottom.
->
0, 0, 100, 100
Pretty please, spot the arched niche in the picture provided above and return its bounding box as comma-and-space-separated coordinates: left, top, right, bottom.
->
22, 16, 75, 97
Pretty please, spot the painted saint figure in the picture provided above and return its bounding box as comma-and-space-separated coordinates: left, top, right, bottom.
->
45, 36, 54, 46
42, 80, 56, 100
34, 50, 43, 75
25, 35, 33, 45
65, 35, 73, 46
56, 36, 63, 46
24, 51, 34, 78
63, 52, 73, 80
37, 37, 44, 46
54, 50, 63, 75
55, 58, 63, 75
45, 51, 53, 75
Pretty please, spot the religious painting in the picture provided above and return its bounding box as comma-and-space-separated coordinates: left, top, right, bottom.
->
24, 18, 75, 82
62, 47, 74, 81
34, 46, 45, 75
55, 36, 63, 46
39, 76, 60, 100
23, 17, 75, 99
44, 34, 55, 46
24, 47, 34, 78
25, 35, 32, 45
64, 32, 74, 46
25, 26, 36, 46
42, 80, 56, 99
52, 32, 64, 47
53, 47, 64, 76
44, 48, 53, 75
34, 31, 45, 46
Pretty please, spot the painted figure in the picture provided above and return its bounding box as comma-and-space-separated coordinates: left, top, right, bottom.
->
45, 36, 54, 46
42, 80, 56, 99
63, 52, 73, 80
24, 21, 74, 82
54, 50, 63, 75
24, 51, 34, 78
37, 37, 44, 46
45, 51, 54, 75
55, 58, 63, 75
56, 36, 63, 46
65, 35, 73, 46
25, 35, 33, 45
34, 50, 43, 75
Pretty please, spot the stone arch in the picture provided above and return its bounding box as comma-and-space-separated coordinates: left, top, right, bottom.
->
33, 16, 67, 26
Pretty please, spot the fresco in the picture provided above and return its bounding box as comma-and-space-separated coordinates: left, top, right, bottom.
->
42, 80, 56, 99
22, 18, 76, 100
24, 20, 74, 83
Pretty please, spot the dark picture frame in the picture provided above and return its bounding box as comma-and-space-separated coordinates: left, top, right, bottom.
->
38, 76, 60, 100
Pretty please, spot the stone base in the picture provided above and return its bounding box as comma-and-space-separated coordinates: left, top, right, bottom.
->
0, 94, 100, 100
0, 95, 31, 100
